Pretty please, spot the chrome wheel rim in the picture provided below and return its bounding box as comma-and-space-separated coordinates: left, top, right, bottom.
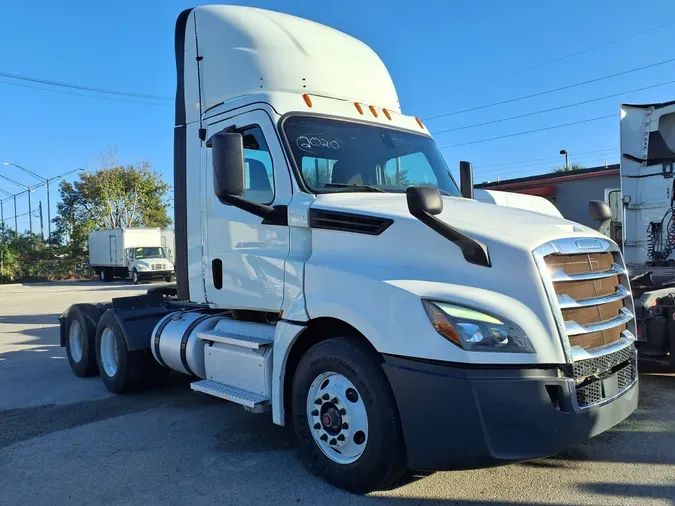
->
306, 372, 369, 464
100, 270, 105, 281
133, 272, 138, 283
68, 320, 83, 363
100, 328, 119, 377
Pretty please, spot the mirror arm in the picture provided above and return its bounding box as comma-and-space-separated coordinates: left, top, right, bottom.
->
220, 194, 288, 226
409, 206, 491, 267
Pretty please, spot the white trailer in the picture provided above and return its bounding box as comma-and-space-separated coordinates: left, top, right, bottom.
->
88, 227, 174, 283
616, 101, 675, 366
59, 6, 638, 493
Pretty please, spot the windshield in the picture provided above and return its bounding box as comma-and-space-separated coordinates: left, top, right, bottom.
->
134, 247, 166, 259
282, 116, 461, 196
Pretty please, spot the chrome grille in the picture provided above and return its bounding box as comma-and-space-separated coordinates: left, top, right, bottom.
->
572, 343, 634, 379
152, 264, 166, 271
534, 238, 638, 410
576, 381, 603, 408
533, 238, 636, 357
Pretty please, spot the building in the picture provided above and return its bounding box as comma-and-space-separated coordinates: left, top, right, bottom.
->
476, 164, 619, 228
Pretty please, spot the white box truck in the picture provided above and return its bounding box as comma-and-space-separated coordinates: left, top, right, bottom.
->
88, 227, 174, 284
59, 6, 638, 492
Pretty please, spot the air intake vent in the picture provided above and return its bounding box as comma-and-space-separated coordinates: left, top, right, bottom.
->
309, 209, 393, 235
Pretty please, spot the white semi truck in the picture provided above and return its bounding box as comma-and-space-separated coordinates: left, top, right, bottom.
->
88, 227, 174, 284
59, 6, 638, 492
617, 100, 675, 366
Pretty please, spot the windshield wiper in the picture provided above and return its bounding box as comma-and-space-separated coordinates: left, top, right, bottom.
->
323, 183, 386, 192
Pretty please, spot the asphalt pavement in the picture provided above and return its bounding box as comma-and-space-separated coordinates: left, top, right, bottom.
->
1, 281, 674, 505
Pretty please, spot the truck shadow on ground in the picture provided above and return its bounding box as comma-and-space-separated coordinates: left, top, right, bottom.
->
0, 313, 61, 326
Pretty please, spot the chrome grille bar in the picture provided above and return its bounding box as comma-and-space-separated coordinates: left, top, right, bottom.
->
565, 307, 634, 336
557, 285, 631, 309
550, 263, 626, 282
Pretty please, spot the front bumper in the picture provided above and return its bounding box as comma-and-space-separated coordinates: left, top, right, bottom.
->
137, 270, 173, 280
382, 355, 638, 471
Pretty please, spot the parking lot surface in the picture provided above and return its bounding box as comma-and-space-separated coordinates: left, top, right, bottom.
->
1, 281, 674, 505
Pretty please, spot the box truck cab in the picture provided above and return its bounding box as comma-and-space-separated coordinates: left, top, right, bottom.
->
60, 6, 637, 492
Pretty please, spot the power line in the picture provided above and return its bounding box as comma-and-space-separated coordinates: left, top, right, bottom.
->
472, 147, 617, 169
0, 80, 172, 107
432, 79, 675, 135
439, 114, 615, 149
475, 155, 620, 180
0, 79, 172, 107
475, 151, 619, 176
416, 20, 675, 105
424, 57, 675, 121
0, 70, 172, 102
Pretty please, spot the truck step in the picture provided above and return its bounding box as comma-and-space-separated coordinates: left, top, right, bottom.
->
190, 380, 268, 408
197, 320, 274, 349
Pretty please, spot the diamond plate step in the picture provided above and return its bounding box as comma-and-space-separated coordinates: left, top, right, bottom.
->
197, 329, 273, 349
190, 380, 268, 408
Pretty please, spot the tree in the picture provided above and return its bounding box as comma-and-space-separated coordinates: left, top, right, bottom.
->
554, 164, 585, 173
53, 160, 171, 252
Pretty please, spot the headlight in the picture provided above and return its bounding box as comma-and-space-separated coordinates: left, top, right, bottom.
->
136, 263, 149, 271
422, 300, 534, 353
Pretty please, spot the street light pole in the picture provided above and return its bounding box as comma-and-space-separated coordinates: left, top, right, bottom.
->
559, 149, 569, 171
3, 163, 83, 242
0, 174, 30, 232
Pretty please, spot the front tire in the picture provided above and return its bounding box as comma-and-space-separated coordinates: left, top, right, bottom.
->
132, 269, 140, 285
291, 337, 406, 493
95, 311, 147, 394
164, 275, 173, 283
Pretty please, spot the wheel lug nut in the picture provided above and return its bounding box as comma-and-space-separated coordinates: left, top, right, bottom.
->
337, 434, 345, 441
311, 409, 318, 416
331, 397, 338, 404
341, 422, 349, 430
339, 408, 346, 415
320, 434, 328, 442
322, 393, 330, 400
329, 438, 337, 446
313, 423, 321, 430
314, 398, 322, 405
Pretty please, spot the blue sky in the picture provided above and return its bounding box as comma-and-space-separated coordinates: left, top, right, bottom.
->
1, 0, 674, 233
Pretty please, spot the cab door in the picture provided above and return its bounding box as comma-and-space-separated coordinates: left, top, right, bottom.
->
202, 109, 292, 311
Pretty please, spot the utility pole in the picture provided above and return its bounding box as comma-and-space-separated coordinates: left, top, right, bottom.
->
0, 174, 31, 233
39, 201, 44, 241
3, 163, 84, 242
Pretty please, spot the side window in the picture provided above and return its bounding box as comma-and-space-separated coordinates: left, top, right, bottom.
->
241, 126, 275, 204
301, 156, 336, 188
384, 152, 438, 188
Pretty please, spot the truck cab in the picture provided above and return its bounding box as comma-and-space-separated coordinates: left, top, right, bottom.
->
125, 246, 174, 284
60, 5, 638, 493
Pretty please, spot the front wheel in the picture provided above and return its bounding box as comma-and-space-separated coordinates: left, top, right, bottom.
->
131, 269, 140, 285
291, 337, 406, 493
164, 275, 173, 283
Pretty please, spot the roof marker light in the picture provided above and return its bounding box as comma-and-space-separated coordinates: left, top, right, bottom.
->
354, 102, 364, 115
303, 94, 313, 107
415, 117, 425, 129
369, 105, 378, 118
383, 109, 392, 120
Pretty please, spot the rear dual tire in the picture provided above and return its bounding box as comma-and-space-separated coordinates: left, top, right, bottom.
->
65, 305, 102, 377
291, 337, 407, 493
94, 310, 165, 393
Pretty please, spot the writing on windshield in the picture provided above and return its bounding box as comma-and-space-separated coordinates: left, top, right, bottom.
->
283, 116, 460, 196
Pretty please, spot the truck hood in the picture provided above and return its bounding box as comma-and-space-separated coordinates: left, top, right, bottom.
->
312, 193, 604, 249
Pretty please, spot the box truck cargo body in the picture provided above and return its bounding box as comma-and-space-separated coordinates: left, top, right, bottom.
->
88, 228, 174, 283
